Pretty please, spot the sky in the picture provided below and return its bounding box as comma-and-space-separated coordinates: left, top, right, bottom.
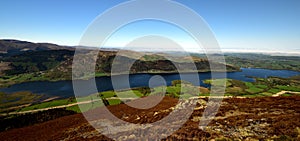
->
0, 0, 299, 54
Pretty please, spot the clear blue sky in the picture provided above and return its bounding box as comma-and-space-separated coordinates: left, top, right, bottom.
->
0, 0, 299, 53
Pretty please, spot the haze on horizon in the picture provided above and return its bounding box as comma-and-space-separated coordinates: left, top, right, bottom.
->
0, 0, 299, 54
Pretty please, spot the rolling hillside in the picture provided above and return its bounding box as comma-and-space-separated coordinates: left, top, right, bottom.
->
0, 39, 239, 86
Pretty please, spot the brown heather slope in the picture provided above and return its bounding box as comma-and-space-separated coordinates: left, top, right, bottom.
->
1, 96, 300, 140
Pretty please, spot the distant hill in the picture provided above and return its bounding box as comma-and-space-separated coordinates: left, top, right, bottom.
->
0, 39, 239, 86
1, 39, 299, 88
0, 39, 74, 56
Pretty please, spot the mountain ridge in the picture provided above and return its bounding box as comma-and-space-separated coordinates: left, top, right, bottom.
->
0, 39, 239, 87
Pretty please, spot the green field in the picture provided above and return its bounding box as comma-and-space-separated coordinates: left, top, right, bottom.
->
245, 82, 265, 94
18, 99, 76, 112
66, 98, 121, 113
276, 85, 300, 92
205, 77, 300, 97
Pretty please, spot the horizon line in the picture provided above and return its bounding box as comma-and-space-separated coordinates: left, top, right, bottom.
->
1, 38, 299, 56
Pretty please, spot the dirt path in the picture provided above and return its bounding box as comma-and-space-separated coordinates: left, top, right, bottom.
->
190, 96, 246, 99
272, 91, 300, 97
41, 96, 60, 102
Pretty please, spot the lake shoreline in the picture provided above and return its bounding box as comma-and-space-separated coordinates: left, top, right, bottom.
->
0, 68, 299, 98
0, 69, 239, 88
2, 67, 300, 89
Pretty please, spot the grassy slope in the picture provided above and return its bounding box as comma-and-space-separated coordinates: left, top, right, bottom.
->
224, 53, 300, 72
205, 76, 300, 97
0, 92, 42, 113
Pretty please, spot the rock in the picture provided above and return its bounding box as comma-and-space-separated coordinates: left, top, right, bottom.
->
128, 134, 136, 139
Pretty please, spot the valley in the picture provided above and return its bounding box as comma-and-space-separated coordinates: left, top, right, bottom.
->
0, 39, 299, 140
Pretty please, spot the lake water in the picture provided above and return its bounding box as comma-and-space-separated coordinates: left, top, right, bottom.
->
0, 68, 299, 98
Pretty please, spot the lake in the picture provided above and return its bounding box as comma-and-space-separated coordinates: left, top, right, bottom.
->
0, 68, 299, 98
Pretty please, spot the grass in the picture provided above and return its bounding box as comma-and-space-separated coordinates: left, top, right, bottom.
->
76, 93, 99, 102
65, 105, 81, 113
115, 90, 144, 98
268, 88, 282, 94
66, 99, 120, 113
245, 82, 264, 94
245, 82, 254, 88
95, 72, 108, 77
180, 93, 194, 99
260, 92, 273, 96
15, 88, 145, 113
256, 84, 268, 89
246, 87, 264, 94
199, 93, 211, 96
164, 84, 199, 98
57, 89, 144, 113
204, 77, 300, 97
66, 101, 103, 113
99, 89, 146, 99
276, 85, 300, 92
166, 86, 181, 95
165, 86, 184, 98
204, 79, 230, 87
281, 93, 293, 97
99, 91, 115, 98
0, 72, 68, 88
19, 94, 122, 113
226, 87, 243, 94
19, 99, 75, 112
108, 99, 121, 105
152, 86, 166, 93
